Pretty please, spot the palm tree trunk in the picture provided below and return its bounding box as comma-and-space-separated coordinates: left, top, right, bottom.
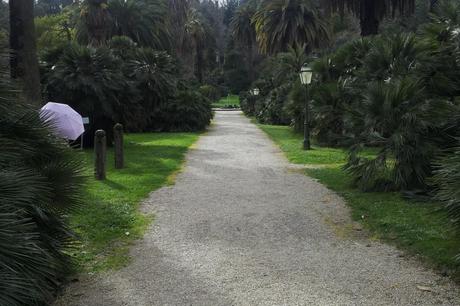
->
85, 0, 110, 46
360, 0, 380, 36
9, 0, 42, 105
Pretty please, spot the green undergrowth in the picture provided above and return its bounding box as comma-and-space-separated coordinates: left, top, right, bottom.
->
212, 95, 240, 108
70, 132, 200, 272
258, 123, 460, 279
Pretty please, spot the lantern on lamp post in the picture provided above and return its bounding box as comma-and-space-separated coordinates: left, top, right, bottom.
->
299, 65, 313, 150
251, 88, 260, 96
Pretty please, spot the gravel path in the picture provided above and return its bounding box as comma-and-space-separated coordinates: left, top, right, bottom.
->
56, 111, 459, 306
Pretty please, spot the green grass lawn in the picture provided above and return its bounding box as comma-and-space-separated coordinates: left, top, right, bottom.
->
212, 95, 240, 108
258, 123, 460, 278
70, 132, 200, 272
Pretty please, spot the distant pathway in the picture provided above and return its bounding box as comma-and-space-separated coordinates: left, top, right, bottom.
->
56, 111, 459, 305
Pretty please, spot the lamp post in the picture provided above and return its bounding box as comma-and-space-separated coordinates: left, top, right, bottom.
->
299, 65, 313, 150
249, 88, 259, 115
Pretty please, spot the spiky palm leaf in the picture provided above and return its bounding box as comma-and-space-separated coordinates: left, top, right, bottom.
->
0, 55, 84, 305
108, 0, 171, 50
434, 145, 460, 233
46, 43, 126, 124
418, 2, 460, 98
231, 3, 257, 47
345, 77, 454, 191
122, 48, 177, 131
252, 0, 331, 55
361, 33, 422, 81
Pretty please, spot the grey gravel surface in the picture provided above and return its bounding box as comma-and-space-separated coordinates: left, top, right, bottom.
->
56, 111, 460, 306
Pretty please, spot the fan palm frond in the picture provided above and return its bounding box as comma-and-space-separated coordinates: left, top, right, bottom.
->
252, 0, 331, 55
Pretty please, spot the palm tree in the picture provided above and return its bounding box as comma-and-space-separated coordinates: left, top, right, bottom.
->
325, 0, 416, 36
184, 8, 209, 83
168, 0, 193, 55
231, 2, 257, 81
345, 77, 450, 191
252, 0, 330, 55
46, 44, 127, 144
108, 0, 171, 50
79, 0, 111, 46
0, 53, 84, 305
9, 0, 42, 105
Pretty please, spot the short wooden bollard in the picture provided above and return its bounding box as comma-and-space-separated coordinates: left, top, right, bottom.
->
114, 123, 124, 169
94, 129, 106, 180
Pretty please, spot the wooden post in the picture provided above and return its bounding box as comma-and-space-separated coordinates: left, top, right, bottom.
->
94, 129, 106, 180
114, 123, 124, 169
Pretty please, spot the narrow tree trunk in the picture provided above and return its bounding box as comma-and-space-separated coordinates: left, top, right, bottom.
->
360, 0, 380, 36
94, 129, 107, 180
9, 0, 42, 105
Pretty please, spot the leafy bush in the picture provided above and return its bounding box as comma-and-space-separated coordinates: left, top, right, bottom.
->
35, 11, 75, 52
239, 91, 257, 116
44, 40, 213, 136
108, 0, 170, 49
345, 78, 455, 191
109, 35, 138, 60
0, 58, 84, 305
199, 84, 222, 102
124, 48, 177, 131
150, 90, 213, 132
256, 83, 292, 125
434, 145, 460, 234
45, 43, 129, 144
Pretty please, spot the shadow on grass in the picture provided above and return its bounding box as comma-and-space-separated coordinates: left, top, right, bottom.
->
101, 179, 128, 191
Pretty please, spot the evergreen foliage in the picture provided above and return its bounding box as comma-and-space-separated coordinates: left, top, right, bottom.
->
0, 57, 84, 305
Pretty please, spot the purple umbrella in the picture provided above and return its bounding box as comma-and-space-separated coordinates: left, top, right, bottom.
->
40, 102, 85, 141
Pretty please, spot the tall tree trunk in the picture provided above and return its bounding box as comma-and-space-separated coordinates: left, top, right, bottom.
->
9, 0, 42, 106
85, 0, 111, 46
360, 0, 380, 36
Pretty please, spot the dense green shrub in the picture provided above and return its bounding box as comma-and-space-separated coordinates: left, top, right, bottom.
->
109, 35, 138, 60
434, 145, 460, 235
345, 78, 455, 191
150, 90, 213, 132
124, 48, 177, 131
35, 11, 75, 52
0, 59, 84, 305
45, 43, 128, 145
256, 83, 291, 125
199, 84, 222, 102
44, 40, 213, 134
239, 91, 256, 116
